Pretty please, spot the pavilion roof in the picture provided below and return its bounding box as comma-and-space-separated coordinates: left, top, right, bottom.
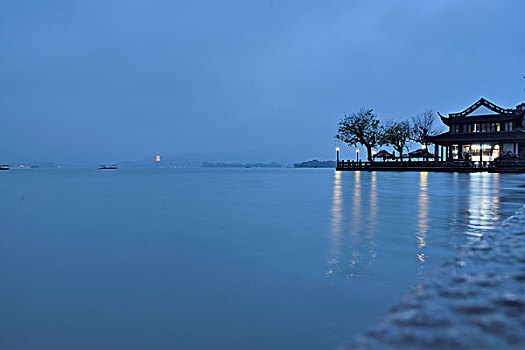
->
438, 98, 524, 126
426, 130, 525, 145
408, 149, 434, 158
373, 150, 394, 159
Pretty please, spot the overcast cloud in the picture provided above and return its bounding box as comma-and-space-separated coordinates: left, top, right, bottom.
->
1, 0, 524, 164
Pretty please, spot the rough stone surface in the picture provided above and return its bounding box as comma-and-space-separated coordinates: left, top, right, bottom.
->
340, 206, 525, 350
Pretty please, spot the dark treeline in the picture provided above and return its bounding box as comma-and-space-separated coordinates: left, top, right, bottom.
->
294, 160, 336, 168
202, 162, 282, 168
335, 108, 443, 161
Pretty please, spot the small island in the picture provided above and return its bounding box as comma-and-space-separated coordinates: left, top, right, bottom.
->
294, 160, 336, 168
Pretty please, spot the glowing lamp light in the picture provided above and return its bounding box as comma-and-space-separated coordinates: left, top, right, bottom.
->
422, 144, 427, 150
336, 147, 340, 152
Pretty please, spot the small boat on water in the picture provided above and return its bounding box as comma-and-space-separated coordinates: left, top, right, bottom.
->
99, 165, 118, 170
0, 165, 9, 171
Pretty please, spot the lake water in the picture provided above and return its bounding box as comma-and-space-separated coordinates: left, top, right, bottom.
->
1, 169, 524, 350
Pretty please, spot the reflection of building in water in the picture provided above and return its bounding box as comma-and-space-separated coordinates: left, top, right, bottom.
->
350, 171, 361, 238
368, 172, 378, 233
367, 172, 378, 261
416, 172, 429, 273
467, 173, 501, 237
328, 171, 379, 278
349, 171, 362, 274
328, 171, 343, 275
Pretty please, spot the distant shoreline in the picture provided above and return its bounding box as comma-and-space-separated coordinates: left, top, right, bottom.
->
202, 161, 282, 168
294, 160, 335, 168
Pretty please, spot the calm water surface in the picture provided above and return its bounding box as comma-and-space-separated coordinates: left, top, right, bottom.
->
1, 169, 524, 349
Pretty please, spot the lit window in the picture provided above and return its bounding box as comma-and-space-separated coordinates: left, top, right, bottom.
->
496, 123, 501, 132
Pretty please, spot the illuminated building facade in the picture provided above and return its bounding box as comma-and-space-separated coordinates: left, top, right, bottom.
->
427, 98, 525, 162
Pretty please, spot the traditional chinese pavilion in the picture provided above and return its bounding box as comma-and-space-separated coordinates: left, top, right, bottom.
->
427, 98, 525, 162
337, 98, 525, 172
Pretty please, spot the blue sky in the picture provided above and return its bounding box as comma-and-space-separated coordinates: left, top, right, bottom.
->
1, 0, 524, 164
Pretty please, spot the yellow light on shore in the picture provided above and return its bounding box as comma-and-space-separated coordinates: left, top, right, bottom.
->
336, 147, 340, 152
356, 149, 360, 153
422, 144, 427, 150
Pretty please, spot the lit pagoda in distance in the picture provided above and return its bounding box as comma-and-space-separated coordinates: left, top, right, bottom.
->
155, 152, 161, 162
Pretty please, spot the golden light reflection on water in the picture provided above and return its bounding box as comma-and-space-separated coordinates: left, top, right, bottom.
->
368, 172, 378, 234
467, 173, 500, 237
349, 171, 362, 273
416, 172, 429, 269
350, 171, 361, 240
328, 170, 381, 277
329, 170, 370, 277
328, 171, 343, 275
327, 169, 512, 281
367, 172, 378, 262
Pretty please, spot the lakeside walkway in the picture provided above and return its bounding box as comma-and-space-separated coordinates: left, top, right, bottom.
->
340, 206, 525, 350
336, 160, 525, 173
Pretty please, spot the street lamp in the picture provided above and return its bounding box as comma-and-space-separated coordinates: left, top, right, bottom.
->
336, 147, 340, 163
356, 149, 360, 162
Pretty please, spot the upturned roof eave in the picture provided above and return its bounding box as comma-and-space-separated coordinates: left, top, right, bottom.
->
438, 112, 523, 126
426, 131, 525, 145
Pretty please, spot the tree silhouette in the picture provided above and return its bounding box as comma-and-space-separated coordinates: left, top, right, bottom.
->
380, 121, 411, 161
335, 108, 381, 162
410, 109, 443, 148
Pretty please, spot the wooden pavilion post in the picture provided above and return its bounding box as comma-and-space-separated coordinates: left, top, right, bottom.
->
479, 144, 484, 168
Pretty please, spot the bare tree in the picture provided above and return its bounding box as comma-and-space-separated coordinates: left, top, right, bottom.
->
380, 120, 411, 161
335, 108, 381, 162
410, 109, 443, 148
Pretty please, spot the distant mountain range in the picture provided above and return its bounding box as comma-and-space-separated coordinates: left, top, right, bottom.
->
2, 153, 335, 169
119, 151, 295, 168
202, 162, 282, 168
